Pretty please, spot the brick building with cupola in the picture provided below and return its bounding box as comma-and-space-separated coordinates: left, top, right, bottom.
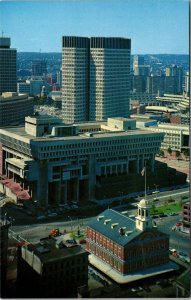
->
86, 198, 178, 283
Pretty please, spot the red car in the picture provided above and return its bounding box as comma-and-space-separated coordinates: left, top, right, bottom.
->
176, 222, 182, 226
79, 239, 86, 244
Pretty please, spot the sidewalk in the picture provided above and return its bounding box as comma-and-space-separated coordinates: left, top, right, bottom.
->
89, 255, 179, 284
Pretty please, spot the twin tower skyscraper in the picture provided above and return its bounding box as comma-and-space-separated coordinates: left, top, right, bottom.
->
62, 36, 131, 123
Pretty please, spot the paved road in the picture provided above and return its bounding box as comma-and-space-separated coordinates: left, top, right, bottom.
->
155, 215, 190, 256
11, 213, 190, 257
11, 217, 91, 243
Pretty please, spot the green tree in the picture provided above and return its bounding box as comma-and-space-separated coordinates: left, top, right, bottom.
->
160, 149, 165, 157
178, 198, 183, 208
167, 147, 172, 156
183, 149, 190, 160
175, 150, 181, 160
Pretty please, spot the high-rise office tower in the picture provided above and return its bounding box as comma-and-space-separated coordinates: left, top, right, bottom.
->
184, 71, 190, 95
32, 60, 47, 76
133, 55, 144, 69
133, 55, 150, 76
62, 36, 131, 123
146, 75, 164, 95
0, 37, 17, 94
62, 37, 89, 123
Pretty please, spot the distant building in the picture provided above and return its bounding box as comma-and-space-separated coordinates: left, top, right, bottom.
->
0, 116, 163, 207
131, 75, 147, 93
130, 92, 157, 106
184, 71, 190, 95
18, 77, 51, 96
133, 55, 144, 70
133, 55, 150, 76
56, 68, 62, 89
17, 235, 89, 297
26, 77, 44, 95
156, 93, 189, 112
86, 199, 178, 283
32, 60, 47, 76
17, 82, 31, 94
0, 92, 34, 126
0, 37, 17, 94
146, 75, 164, 95
62, 36, 131, 123
165, 65, 183, 94
134, 66, 150, 76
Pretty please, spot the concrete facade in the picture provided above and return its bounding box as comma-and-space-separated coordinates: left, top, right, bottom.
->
0, 92, 34, 126
62, 36, 131, 123
0, 115, 164, 207
149, 123, 189, 152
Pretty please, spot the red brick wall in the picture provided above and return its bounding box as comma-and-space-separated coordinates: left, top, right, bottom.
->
86, 227, 124, 273
86, 227, 169, 275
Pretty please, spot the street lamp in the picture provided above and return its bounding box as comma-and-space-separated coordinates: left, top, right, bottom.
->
120, 192, 124, 206
154, 184, 159, 193
153, 184, 159, 200
68, 216, 73, 231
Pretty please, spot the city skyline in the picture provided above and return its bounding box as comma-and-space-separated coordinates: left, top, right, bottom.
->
0, 0, 189, 54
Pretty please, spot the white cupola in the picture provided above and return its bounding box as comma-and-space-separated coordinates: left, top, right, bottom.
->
135, 198, 153, 231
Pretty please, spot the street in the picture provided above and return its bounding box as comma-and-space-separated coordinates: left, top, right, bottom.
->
11, 213, 190, 257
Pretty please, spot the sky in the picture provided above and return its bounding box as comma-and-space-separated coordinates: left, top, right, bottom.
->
0, 0, 189, 54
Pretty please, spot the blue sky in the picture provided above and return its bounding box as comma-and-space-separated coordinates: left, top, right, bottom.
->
0, 0, 189, 54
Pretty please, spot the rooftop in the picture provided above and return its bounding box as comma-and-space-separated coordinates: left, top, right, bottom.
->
87, 208, 140, 246
0, 122, 161, 143
23, 235, 88, 263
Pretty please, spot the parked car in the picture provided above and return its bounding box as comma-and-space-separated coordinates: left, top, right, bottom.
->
131, 287, 143, 292
176, 222, 182, 226
66, 239, 77, 245
36, 215, 46, 220
79, 239, 86, 244
71, 204, 78, 210
48, 212, 57, 217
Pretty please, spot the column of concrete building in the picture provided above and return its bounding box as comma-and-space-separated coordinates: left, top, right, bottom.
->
88, 155, 96, 201
36, 161, 48, 207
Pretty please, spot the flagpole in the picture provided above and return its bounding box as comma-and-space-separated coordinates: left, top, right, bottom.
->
145, 161, 146, 200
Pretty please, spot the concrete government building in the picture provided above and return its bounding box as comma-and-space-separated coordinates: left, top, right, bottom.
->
0, 92, 34, 126
62, 36, 131, 123
0, 115, 163, 207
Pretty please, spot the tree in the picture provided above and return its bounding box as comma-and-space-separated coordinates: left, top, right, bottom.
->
160, 149, 165, 157
175, 150, 181, 160
183, 148, 190, 161
167, 147, 172, 156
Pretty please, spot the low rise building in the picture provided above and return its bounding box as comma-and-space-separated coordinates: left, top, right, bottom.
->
0, 116, 164, 207
86, 198, 178, 283
0, 92, 34, 126
181, 202, 190, 233
175, 269, 190, 298
0, 218, 10, 294
156, 93, 189, 113
148, 123, 189, 152
17, 235, 89, 297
